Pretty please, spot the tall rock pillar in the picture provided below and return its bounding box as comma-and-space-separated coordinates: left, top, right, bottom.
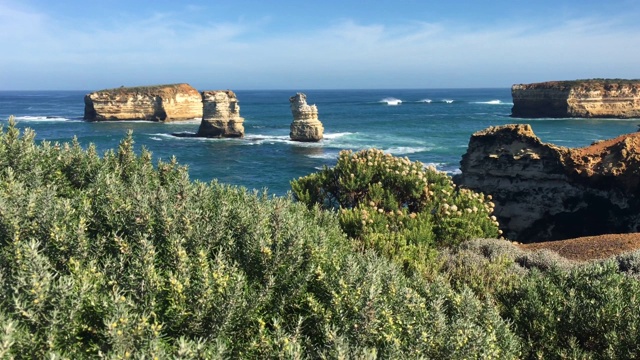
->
197, 90, 245, 138
289, 93, 324, 142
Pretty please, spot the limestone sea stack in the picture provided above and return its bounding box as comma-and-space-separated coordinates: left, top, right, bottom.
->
196, 90, 244, 138
289, 93, 324, 142
511, 79, 640, 118
84, 83, 202, 121
456, 124, 640, 243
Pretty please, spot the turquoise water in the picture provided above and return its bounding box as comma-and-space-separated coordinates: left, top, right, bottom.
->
0, 89, 638, 195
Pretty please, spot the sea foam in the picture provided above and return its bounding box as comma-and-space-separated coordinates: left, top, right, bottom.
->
473, 100, 512, 105
381, 97, 402, 106
384, 146, 430, 155
13, 115, 73, 122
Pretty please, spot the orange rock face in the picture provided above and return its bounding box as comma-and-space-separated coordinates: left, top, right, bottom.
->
84, 83, 202, 121
512, 80, 640, 118
457, 124, 640, 242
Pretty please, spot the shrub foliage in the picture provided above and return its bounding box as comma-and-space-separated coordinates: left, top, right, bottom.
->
0, 118, 520, 358
3, 117, 640, 359
291, 149, 500, 275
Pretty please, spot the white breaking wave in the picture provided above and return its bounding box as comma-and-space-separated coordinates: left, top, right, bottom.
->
418, 99, 432, 103
384, 146, 430, 155
13, 115, 73, 121
473, 100, 512, 105
244, 134, 290, 145
165, 131, 195, 137
323, 132, 352, 140
442, 99, 454, 104
380, 97, 402, 105
306, 153, 340, 160
148, 132, 234, 142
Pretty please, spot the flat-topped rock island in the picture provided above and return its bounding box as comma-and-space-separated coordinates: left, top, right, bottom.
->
84, 83, 203, 121
511, 79, 640, 118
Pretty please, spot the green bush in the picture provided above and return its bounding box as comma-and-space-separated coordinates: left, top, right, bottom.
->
291, 149, 500, 275
291, 149, 500, 244
500, 261, 640, 359
0, 117, 520, 358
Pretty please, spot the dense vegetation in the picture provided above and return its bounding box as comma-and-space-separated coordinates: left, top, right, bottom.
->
291, 148, 499, 276
1, 116, 640, 359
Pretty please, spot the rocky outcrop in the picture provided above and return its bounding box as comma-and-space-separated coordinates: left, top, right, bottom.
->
289, 93, 324, 142
456, 124, 640, 242
196, 90, 244, 138
84, 84, 202, 121
512, 79, 640, 118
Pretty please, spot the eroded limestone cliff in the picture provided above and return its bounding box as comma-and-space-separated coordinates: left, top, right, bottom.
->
512, 80, 640, 118
290, 93, 324, 142
196, 90, 245, 138
84, 84, 202, 121
456, 124, 640, 242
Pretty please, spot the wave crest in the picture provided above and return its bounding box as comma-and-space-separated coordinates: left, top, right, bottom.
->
380, 97, 402, 105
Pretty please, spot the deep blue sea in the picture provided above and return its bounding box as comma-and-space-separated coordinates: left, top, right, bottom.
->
0, 89, 638, 195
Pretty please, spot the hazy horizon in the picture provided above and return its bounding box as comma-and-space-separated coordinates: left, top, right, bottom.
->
2, 0, 639, 91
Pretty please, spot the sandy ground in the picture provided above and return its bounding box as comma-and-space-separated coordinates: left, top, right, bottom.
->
517, 233, 640, 261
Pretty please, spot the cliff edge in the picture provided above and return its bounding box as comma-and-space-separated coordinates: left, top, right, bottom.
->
84, 83, 202, 121
511, 79, 640, 118
456, 124, 640, 242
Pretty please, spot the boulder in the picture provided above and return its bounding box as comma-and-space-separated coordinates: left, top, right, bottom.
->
196, 90, 245, 138
289, 93, 324, 142
511, 79, 640, 118
456, 124, 640, 242
84, 83, 202, 121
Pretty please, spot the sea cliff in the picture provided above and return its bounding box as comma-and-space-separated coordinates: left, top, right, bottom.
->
456, 124, 640, 242
289, 93, 324, 142
511, 79, 640, 118
196, 90, 245, 138
84, 83, 202, 121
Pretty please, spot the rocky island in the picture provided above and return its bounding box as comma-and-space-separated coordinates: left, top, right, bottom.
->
511, 79, 640, 118
196, 90, 245, 138
289, 93, 324, 142
84, 83, 202, 121
456, 124, 640, 242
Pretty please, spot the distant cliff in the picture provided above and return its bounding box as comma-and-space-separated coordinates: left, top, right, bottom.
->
511, 79, 640, 118
84, 83, 202, 121
456, 124, 640, 242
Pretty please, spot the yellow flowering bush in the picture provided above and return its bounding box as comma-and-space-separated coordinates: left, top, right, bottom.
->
292, 149, 500, 273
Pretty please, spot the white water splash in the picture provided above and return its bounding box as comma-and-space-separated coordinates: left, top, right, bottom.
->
381, 97, 402, 105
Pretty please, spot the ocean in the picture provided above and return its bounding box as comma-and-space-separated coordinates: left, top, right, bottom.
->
0, 88, 637, 195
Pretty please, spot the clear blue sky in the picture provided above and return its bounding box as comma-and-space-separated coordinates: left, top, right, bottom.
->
1, 0, 639, 90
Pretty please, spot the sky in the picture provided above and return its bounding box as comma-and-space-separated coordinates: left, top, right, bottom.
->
1, 0, 639, 90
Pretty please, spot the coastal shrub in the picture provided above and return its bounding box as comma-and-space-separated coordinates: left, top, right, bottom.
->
291, 149, 500, 274
500, 261, 640, 359
0, 118, 520, 358
459, 239, 576, 272
611, 249, 640, 276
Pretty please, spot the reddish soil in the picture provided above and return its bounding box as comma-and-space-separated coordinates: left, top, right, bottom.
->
518, 233, 640, 261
